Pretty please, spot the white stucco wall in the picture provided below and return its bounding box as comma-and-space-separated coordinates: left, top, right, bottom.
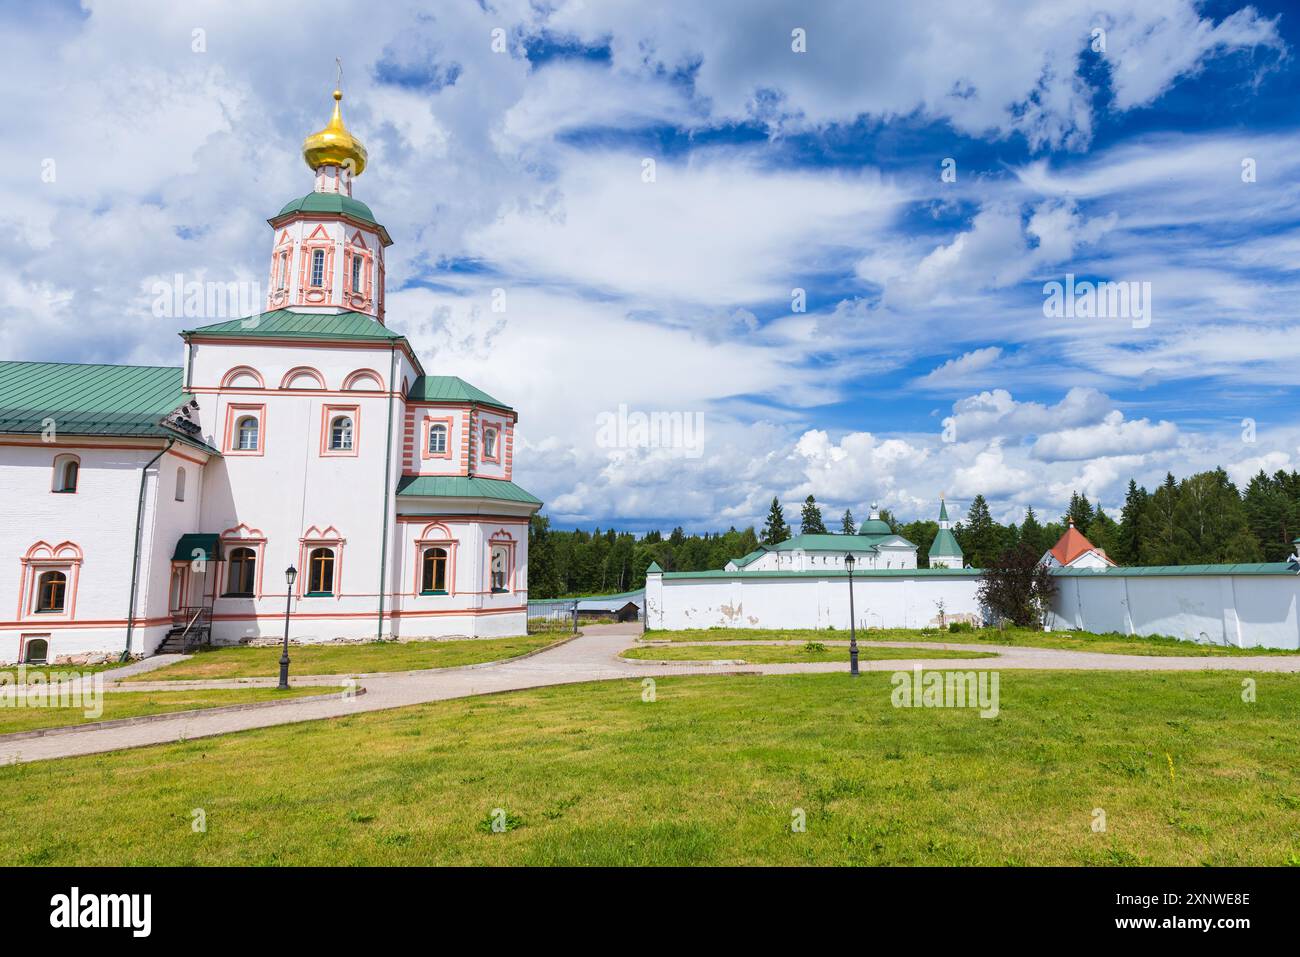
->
645, 572, 984, 631
0, 438, 211, 662
1047, 571, 1300, 649
649, 566, 1300, 650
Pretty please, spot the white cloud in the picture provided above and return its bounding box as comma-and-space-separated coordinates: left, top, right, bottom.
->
0, 0, 1292, 531
547, 0, 1281, 148
912, 347, 1002, 389
1030, 410, 1180, 461
467, 148, 904, 306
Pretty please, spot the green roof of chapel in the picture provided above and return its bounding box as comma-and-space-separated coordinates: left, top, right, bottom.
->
273, 192, 379, 227
407, 375, 513, 411
182, 309, 404, 341
0, 360, 217, 453
929, 527, 963, 558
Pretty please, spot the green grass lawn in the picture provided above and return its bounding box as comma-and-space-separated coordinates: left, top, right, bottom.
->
2, 671, 1297, 865
1, 661, 125, 682
127, 635, 566, 682
644, 626, 1299, 657
0, 686, 334, 735
622, 644, 997, 664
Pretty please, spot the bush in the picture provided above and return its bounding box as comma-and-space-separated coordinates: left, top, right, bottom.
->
977, 543, 1058, 627
948, 621, 973, 633
803, 641, 827, 653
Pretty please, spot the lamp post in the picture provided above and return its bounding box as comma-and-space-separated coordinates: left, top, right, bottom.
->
844, 553, 859, 676
280, 565, 297, 690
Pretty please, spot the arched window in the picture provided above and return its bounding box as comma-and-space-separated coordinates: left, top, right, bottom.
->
226, 547, 257, 597
329, 415, 353, 451
310, 248, 325, 287
23, 637, 48, 665
235, 416, 259, 451
221, 366, 264, 389
343, 370, 383, 391
429, 423, 447, 455
307, 547, 335, 595
53, 457, 78, 493
36, 571, 67, 612
421, 547, 448, 594
483, 427, 498, 460
490, 545, 509, 593
175, 467, 187, 502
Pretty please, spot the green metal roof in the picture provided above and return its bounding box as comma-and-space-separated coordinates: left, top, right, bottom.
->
929, 527, 963, 558
646, 561, 664, 573
172, 533, 221, 563
273, 192, 380, 228
661, 568, 983, 580
765, 532, 916, 552
395, 474, 541, 505
729, 548, 766, 568
938, 499, 950, 522
1051, 562, 1298, 577
184, 309, 403, 341
0, 361, 217, 453
857, 519, 893, 535
530, 589, 644, 607
407, 375, 513, 411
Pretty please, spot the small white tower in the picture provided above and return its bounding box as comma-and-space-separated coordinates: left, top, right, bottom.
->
263, 86, 392, 321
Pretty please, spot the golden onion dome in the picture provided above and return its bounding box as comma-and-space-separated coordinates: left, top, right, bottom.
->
302, 89, 367, 176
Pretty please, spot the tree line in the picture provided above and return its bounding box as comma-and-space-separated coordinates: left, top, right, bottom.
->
526, 466, 1300, 598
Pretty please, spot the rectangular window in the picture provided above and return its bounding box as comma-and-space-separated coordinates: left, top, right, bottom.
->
307, 548, 335, 596
421, 548, 448, 594
351, 254, 362, 290
311, 249, 325, 287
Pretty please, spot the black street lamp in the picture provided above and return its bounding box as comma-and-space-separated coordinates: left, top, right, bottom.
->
844, 553, 859, 676
280, 565, 297, 690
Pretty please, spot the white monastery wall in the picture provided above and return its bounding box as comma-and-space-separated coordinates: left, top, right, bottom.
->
651, 567, 1300, 650
1048, 572, 1300, 649
645, 572, 983, 631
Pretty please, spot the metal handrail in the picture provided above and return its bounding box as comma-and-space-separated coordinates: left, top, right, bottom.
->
177, 606, 209, 643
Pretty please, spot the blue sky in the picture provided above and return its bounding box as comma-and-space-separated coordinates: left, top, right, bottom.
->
3, 0, 1298, 531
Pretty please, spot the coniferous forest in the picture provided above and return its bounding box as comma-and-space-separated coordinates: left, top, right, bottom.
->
526, 467, 1300, 599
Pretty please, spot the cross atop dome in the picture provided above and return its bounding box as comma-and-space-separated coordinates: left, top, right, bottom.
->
302, 63, 368, 197
264, 67, 389, 320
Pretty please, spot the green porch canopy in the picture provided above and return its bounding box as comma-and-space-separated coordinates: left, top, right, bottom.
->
172, 533, 221, 563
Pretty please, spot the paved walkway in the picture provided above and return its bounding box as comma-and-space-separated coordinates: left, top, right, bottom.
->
3, 624, 1298, 765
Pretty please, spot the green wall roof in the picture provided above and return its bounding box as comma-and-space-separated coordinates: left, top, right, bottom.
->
396, 475, 541, 505
1052, 562, 1297, 577
407, 375, 513, 411
184, 309, 403, 341
0, 360, 215, 451
658, 568, 983, 580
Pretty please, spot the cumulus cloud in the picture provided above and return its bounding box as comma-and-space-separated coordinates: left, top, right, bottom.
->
1, 0, 1293, 531
1030, 410, 1180, 461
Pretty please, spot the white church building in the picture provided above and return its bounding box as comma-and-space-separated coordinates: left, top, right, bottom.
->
723, 505, 923, 572
0, 88, 541, 665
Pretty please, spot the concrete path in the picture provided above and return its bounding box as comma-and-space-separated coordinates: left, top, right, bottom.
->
3, 623, 1298, 765
98, 653, 192, 681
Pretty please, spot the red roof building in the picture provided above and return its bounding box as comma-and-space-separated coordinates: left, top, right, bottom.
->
1043, 521, 1116, 569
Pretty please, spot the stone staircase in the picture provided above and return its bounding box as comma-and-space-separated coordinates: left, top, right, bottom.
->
157, 607, 211, 655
